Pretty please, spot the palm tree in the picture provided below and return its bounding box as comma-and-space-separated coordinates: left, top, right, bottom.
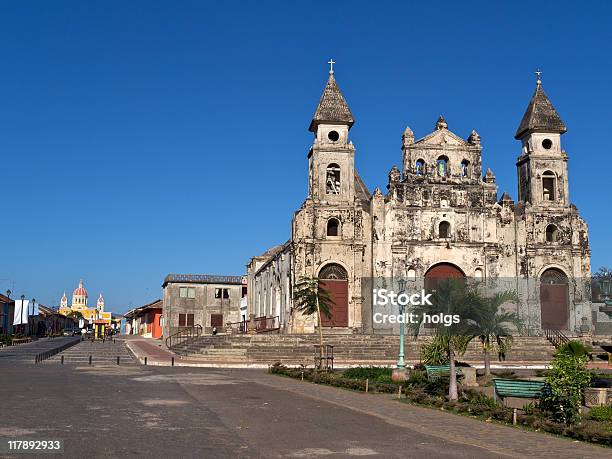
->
467, 290, 521, 377
409, 279, 476, 401
293, 276, 333, 369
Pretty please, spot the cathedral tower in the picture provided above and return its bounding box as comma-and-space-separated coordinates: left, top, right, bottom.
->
515, 74, 569, 207
307, 63, 356, 203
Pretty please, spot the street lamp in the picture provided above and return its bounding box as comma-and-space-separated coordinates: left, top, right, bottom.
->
396, 278, 407, 368
599, 277, 611, 305
31, 298, 36, 338
20, 295, 25, 336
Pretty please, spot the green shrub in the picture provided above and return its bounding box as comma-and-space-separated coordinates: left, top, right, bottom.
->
556, 341, 592, 360
588, 405, 612, 422
538, 353, 591, 424
406, 370, 428, 387
420, 337, 449, 365
342, 366, 392, 382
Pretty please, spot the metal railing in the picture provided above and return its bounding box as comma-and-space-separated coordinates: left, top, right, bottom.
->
543, 329, 570, 348
34, 337, 80, 364
254, 316, 280, 333
226, 316, 280, 334
165, 324, 203, 350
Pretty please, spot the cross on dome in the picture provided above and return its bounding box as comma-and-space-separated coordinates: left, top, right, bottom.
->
328, 59, 336, 75
535, 69, 542, 85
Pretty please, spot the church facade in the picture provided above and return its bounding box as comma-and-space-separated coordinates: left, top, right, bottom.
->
59, 280, 112, 324
247, 69, 592, 336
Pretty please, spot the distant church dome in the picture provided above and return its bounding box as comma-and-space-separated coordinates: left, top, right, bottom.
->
73, 279, 88, 297
71, 279, 88, 308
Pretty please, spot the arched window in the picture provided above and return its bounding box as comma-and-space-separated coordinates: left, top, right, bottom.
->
461, 160, 470, 178
415, 159, 425, 176
326, 164, 341, 195
439, 221, 450, 238
326, 218, 340, 237
436, 156, 449, 177
545, 224, 559, 242
319, 263, 348, 280
542, 171, 556, 201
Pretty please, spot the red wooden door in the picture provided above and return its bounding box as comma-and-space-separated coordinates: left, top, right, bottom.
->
319, 280, 348, 327
424, 263, 465, 291
540, 284, 569, 330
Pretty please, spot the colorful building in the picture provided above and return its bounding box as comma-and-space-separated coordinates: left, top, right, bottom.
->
58, 280, 112, 325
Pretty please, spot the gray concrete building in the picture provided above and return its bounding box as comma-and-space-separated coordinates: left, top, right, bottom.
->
162, 274, 246, 337
248, 68, 592, 336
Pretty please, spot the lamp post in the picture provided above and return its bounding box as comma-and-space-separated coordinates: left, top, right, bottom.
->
20, 294, 25, 336
392, 278, 408, 382
30, 298, 36, 338
4, 289, 10, 335
599, 277, 611, 305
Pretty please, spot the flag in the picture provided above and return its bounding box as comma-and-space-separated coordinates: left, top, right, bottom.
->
13, 300, 29, 325
30, 302, 39, 316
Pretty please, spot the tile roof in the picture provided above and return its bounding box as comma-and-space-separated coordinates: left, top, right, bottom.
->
162, 274, 244, 287
309, 73, 354, 132
515, 82, 566, 139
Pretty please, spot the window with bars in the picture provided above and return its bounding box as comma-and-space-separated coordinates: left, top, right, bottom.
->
178, 313, 194, 327
215, 288, 230, 299
179, 287, 196, 299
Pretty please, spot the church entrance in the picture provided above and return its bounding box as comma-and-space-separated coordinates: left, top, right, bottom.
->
540, 268, 569, 330
318, 263, 349, 327
424, 263, 465, 291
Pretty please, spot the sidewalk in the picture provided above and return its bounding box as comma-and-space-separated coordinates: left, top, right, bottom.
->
241, 370, 607, 459
125, 338, 177, 365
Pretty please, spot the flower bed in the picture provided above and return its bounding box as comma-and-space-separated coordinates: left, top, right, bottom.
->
269, 364, 612, 446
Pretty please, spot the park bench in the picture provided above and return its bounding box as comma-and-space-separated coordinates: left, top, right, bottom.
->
11, 337, 32, 346
425, 364, 463, 381
492, 378, 546, 405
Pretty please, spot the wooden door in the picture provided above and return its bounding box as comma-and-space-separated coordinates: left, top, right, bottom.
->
319, 280, 348, 327
540, 284, 569, 330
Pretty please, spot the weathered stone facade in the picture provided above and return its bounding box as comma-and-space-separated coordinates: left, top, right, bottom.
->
248, 71, 591, 336
162, 274, 244, 337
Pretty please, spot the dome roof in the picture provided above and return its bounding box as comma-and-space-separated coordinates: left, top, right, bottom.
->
73, 280, 88, 297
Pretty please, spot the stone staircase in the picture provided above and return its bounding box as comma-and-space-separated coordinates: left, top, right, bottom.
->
46, 339, 138, 365
0, 337, 80, 365
171, 334, 556, 366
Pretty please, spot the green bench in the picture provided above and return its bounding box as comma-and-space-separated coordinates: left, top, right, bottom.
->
492, 378, 546, 404
425, 364, 463, 381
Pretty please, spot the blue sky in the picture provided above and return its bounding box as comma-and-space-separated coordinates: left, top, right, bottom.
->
1, 1, 610, 313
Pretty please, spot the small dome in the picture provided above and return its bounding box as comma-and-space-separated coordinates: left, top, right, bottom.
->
73, 279, 88, 297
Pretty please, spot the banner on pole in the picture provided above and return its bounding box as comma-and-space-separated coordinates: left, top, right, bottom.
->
13, 300, 29, 325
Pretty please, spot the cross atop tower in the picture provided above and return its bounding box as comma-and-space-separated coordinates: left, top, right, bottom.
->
535, 69, 542, 85
328, 58, 336, 75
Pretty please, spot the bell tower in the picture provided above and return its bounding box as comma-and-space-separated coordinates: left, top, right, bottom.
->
515, 72, 569, 207
307, 61, 356, 204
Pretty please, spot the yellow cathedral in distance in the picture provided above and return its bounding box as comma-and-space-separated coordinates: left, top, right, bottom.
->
58, 280, 112, 324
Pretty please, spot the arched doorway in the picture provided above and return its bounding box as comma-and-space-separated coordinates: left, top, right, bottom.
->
540, 268, 569, 330
424, 263, 465, 290
319, 263, 349, 327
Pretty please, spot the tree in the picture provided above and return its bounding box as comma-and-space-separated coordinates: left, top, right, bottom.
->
539, 352, 591, 424
293, 276, 334, 369
409, 279, 477, 401
467, 290, 521, 377
66, 310, 83, 319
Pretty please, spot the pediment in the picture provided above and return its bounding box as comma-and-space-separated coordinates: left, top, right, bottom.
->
414, 129, 467, 146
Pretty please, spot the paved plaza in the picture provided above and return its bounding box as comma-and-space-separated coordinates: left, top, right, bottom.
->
0, 343, 607, 458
